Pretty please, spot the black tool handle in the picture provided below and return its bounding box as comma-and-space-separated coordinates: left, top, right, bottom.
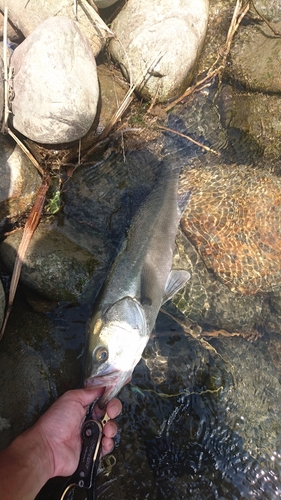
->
70, 419, 103, 489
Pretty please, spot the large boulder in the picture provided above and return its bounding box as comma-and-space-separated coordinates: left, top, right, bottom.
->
109, 0, 209, 102
10, 17, 100, 144
0, 0, 108, 56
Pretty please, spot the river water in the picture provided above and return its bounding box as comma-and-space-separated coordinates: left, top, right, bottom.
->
1, 9, 281, 499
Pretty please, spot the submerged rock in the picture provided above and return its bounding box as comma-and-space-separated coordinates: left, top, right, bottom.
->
95, 0, 121, 7
11, 16, 99, 144
0, 280, 5, 330
0, 225, 99, 301
180, 164, 281, 296
110, 0, 209, 102
0, 344, 56, 449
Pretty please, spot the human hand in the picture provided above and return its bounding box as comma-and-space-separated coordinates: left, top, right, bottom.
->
33, 388, 122, 478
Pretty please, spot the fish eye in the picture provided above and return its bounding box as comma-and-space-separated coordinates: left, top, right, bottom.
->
95, 346, 108, 363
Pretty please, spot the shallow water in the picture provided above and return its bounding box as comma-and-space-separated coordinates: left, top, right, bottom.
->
2, 20, 281, 500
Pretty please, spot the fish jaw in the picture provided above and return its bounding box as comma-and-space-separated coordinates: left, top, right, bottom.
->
84, 370, 132, 407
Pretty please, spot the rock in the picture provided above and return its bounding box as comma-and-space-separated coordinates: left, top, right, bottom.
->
0, 55, 4, 125
251, 0, 281, 22
228, 19, 281, 93
219, 86, 281, 160
0, 280, 5, 330
0, 12, 24, 43
0, 224, 100, 301
109, 0, 209, 102
0, 0, 109, 56
0, 346, 56, 449
96, 63, 128, 133
0, 134, 41, 228
11, 17, 100, 144
95, 0, 121, 7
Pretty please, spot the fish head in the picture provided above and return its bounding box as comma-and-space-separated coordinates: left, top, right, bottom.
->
83, 296, 148, 407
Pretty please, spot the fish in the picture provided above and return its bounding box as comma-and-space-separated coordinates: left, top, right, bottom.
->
83, 161, 190, 407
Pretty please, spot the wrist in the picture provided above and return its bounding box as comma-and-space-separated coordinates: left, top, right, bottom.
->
0, 426, 54, 499
12, 425, 54, 482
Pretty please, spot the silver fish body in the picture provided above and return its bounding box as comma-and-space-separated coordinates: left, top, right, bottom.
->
83, 163, 190, 406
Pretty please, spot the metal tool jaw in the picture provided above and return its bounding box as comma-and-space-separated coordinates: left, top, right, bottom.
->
60, 403, 109, 500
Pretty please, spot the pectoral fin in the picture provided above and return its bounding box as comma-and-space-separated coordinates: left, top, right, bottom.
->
162, 269, 190, 304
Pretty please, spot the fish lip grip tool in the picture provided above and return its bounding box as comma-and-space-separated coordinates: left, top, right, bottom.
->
60, 402, 109, 500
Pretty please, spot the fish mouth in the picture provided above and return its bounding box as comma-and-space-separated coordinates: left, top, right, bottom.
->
84, 370, 132, 408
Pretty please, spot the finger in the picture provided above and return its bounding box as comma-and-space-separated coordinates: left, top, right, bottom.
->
101, 436, 114, 456
65, 388, 105, 408
106, 398, 122, 419
103, 420, 118, 439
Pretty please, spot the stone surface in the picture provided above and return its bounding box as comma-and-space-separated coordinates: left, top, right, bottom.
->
180, 164, 281, 295
0, 280, 5, 330
0, 54, 4, 125
110, 0, 209, 102
228, 19, 281, 93
0, 345, 56, 449
95, 0, 121, 7
0, 225, 99, 301
11, 16, 99, 144
0, 12, 24, 43
0, 134, 41, 228
0, 0, 108, 56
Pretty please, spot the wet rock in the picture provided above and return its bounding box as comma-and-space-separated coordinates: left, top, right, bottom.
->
0, 0, 108, 56
10, 17, 99, 144
219, 87, 281, 160
0, 345, 56, 449
228, 19, 281, 93
171, 231, 264, 334
109, 0, 209, 102
96, 63, 128, 133
0, 225, 99, 301
0, 135, 41, 230
251, 0, 281, 22
0, 280, 5, 330
95, 0, 121, 7
0, 55, 4, 125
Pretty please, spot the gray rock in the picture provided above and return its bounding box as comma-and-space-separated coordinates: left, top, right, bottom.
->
0, 55, 4, 125
0, 280, 5, 330
0, 345, 56, 449
228, 20, 281, 93
11, 16, 99, 144
95, 0, 121, 7
0, 134, 41, 227
251, 0, 281, 22
109, 0, 209, 102
0, 225, 99, 301
0, 0, 109, 56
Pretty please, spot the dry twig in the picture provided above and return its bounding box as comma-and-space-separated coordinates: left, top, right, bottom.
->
158, 125, 221, 156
